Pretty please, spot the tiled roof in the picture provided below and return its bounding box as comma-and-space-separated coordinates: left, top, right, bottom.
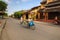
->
30, 6, 40, 11
45, 1, 60, 7
44, 6, 60, 12
40, 0, 47, 4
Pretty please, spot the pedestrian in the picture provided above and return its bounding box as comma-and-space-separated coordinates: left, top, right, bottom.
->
55, 16, 58, 20
20, 17, 23, 24
54, 16, 58, 24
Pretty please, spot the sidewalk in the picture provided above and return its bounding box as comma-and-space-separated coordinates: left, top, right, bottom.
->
34, 21, 51, 24
34, 21, 60, 27
0, 19, 7, 36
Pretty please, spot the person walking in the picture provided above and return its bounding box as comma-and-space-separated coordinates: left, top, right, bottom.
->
20, 17, 23, 24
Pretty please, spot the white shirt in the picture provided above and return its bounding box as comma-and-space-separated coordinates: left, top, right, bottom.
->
20, 17, 23, 22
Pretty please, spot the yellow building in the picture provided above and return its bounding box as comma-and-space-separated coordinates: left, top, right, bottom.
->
39, 0, 60, 22
38, 0, 47, 22
23, 6, 40, 21
28, 6, 40, 20
21, 10, 28, 20
23, 0, 60, 22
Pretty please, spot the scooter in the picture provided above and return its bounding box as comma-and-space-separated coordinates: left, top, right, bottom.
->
21, 20, 35, 30
28, 21, 35, 30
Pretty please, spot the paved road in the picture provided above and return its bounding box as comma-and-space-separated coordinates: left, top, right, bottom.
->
0, 19, 6, 36
1, 18, 60, 40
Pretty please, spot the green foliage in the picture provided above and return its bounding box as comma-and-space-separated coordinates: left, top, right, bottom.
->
14, 11, 24, 18
3, 13, 8, 16
0, 1, 7, 11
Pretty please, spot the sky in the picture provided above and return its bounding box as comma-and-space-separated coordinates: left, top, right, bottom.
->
3, 0, 42, 15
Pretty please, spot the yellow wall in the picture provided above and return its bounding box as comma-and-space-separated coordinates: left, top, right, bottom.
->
28, 13, 32, 18
31, 9, 38, 20
41, 4, 45, 9
23, 6, 40, 20
28, 8, 40, 20
23, 14, 26, 20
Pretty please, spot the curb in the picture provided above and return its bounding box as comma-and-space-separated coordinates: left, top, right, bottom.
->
34, 21, 52, 25
0, 19, 7, 36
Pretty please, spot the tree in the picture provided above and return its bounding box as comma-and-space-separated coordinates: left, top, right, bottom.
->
0, 1, 7, 11
14, 10, 25, 18
3, 13, 8, 16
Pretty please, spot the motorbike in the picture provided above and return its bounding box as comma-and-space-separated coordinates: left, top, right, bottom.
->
21, 20, 35, 30
53, 20, 60, 25
28, 21, 35, 30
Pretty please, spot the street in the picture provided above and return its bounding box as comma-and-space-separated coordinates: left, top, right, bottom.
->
1, 18, 60, 40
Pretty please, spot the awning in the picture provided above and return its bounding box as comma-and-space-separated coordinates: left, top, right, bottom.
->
38, 9, 44, 13
45, 1, 60, 7
43, 6, 60, 12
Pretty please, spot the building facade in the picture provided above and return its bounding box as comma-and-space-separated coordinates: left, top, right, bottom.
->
39, 0, 60, 22
29, 6, 40, 20
22, 0, 60, 22
24, 6, 40, 21
39, 0, 47, 22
